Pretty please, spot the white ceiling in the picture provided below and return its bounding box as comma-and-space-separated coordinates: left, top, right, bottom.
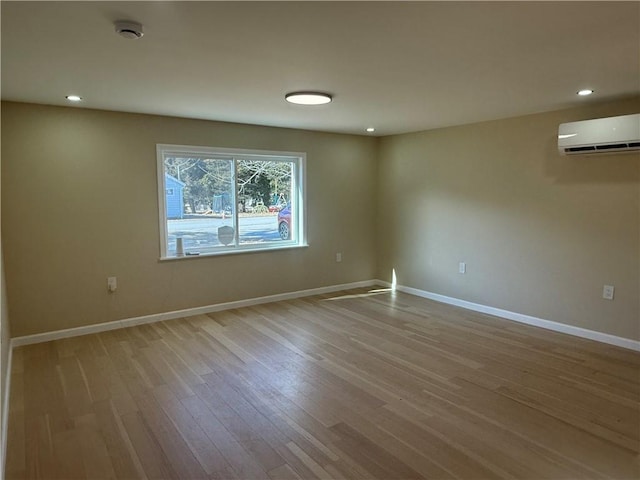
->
2, 1, 639, 136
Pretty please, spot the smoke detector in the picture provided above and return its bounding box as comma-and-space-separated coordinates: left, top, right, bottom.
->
115, 21, 144, 39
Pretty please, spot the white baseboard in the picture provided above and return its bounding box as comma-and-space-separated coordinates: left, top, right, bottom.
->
384, 282, 640, 352
9, 278, 640, 351
1, 342, 12, 477
11, 280, 379, 347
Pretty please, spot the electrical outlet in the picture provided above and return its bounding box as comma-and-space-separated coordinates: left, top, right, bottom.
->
107, 276, 117, 293
602, 285, 614, 300
336, 252, 342, 263
459, 262, 466, 274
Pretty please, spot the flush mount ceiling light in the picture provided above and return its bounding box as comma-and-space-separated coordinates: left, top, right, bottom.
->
285, 91, 332, 105
366, 127, 375, 133
115, 20, 144, 39
577, 89, 594, 96
65, 95, 82, 102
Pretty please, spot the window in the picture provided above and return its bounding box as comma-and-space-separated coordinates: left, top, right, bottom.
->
157, 144, 306, 259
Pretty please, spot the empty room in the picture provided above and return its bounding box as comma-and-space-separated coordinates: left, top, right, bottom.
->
1, 1, 639, 479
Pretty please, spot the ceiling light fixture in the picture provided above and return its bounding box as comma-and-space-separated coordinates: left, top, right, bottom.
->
285, 92, 332, 105
65, 95, 82, 102
577, 89, 594, 96
366, 127, 375, 133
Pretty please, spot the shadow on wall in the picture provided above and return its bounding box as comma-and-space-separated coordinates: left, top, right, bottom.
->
545, 139, 639, 185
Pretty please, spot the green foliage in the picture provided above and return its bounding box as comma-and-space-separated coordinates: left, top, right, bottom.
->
165, 157, 292, 214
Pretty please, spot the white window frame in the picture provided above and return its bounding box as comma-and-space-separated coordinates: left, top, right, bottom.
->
157, 144, 307, 260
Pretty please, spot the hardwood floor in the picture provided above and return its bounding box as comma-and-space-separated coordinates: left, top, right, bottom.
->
5, 287, 640, 479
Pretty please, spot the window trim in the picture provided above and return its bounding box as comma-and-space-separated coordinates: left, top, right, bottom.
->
156, 144, 307, 260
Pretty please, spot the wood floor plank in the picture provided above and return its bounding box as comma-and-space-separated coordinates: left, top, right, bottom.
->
92, 399, 147, 480
268, 463, 304, 480
132, 391, 209, 479
50, 427, 87, 479
329, 422, 426, 480
74, 413, 118, 480
5, 287, 639, 479
150, 384, 237, 478
119, 410, 178, 480
180, 393, 272, 480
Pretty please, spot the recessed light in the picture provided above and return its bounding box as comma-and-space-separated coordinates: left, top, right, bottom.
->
577, 89, 594, 96
366, 127, 375, 133
65, 95, 82, 102
285, 92, 332, 105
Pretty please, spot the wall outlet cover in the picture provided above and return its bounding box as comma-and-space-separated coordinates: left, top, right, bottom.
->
107, 276, 117, 293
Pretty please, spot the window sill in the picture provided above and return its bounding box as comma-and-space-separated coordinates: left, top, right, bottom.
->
159, 242, 309, 261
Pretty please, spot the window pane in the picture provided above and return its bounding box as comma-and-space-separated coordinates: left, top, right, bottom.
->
158, 145, 305, 259
164, 156, 235, 256
237, 160, 293, 245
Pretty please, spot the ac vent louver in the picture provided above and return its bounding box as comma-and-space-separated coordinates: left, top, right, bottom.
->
566, 146, 596, 153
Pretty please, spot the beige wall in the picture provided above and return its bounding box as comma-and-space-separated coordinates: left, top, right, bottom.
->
1, 102, 378, 336
2, 99, 639, 342
377, 98, 640, 341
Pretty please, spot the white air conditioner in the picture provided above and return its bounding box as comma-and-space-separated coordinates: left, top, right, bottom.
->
558, 113, 640, 155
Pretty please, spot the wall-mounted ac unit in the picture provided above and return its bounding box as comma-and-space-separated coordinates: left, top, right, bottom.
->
558, 113, 640, 155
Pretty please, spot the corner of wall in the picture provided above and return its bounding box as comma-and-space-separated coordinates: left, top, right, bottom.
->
0, 104, 12, 477
372, 135, 387, 283
375, 98, 640, 342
